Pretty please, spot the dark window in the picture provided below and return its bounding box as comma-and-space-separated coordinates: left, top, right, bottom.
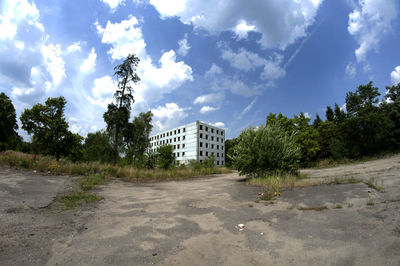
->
222, 146, 224, 150
221, 138, 223, 143
200, 133, 203, 138
205, 126, 208, 131
221, 131, 224, 136
183, 128, 186, 132
174, 130, 176, 134
211, 128, 214, 133
206, 151, 208, 156
211, 136, 214, 141
183, 136, 185, 140
174, 137, 176, 142
211, 144, 214, 149
163, 133, 165, 137
170, 138, 172, 143
177, 152, 180, 157
217, 153, 219, 157
200, 160, 203, 163
200, 142, 203, 147
206, 143, 208, 148
182, 144, 185, 148
177, 144, 180, 149
205, 135, 208, 140
178, 129, 180, 134
222, 161, 224, 165
212, 152, 214, 156
182, 152, 185, 156
217, 161, 220, 165
216, 130, 219, 134
217, 145, 219, 149
200, 125, 203, 130
178, 137, 180, 141
200, 151, 203, 156
217, 137, 219, 142
167, 132, 169, 137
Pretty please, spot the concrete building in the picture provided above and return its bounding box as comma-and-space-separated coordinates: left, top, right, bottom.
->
149, 121, 225, 166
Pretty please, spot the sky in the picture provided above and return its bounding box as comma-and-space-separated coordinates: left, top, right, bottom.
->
1, 0, 400, 140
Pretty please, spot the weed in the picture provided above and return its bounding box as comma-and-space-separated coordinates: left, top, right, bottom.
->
249, 173, 299, 200
78, 173, 108, 191
334, 204, 343, 209
298, 205, 328, 211
58, 192, 101, 208
365, 177, 384, 192
366, 199, 375, 206
330, 176, 362, 185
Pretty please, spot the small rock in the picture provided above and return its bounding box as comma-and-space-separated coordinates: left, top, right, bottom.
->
152, 253, 157, 256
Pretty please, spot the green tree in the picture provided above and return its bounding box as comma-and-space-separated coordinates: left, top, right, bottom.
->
225, 138, 239, 167
232, 123, 300, 177
83, 131, 114, 163
333, 103, 346, 124
326, 106, 334, 122
0, 92, 19, 151
381, 83, 400, 149
103, 54, 141, 165
312, 113, 322, 129
293, 113, 320, 166
20, 97, 78, 160
156, 145, 175, 169
125, 111, 153, 164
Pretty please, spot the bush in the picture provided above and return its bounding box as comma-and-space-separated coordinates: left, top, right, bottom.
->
232, 123, 301, 176
156, 145, 175, 169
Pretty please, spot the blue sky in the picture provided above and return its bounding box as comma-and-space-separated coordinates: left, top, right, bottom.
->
1, 0, 400, 139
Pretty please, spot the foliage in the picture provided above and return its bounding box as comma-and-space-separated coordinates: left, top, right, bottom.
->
225, 138, 239, 167
59, 192, 101, 208
83, 131, 114, 163
232, 123, 301, 176
78, 173, 108, 191
156, 144, 175, 169
20, 97, 82, 160
0, 92, 19, 151
104, 54, 141, 165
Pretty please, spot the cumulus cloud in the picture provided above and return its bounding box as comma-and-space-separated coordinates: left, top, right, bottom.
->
194, 92, 224, 104
260, 53, 285, 85
87, 75, 117, 109
41, 42, 66, 87
80, 48, 97, 73
209, 122, 225, 128
151, 103, 189, 132
221, 47, 266, 71
95, 16, 193, 111
100, 0, 125, 11
345, 61, 356, 77
67, 42, 82, 53
347, 0, 398, 62
200, 106, 219, 114
177, 36, 190, 56
148, 0, 322, 49
205, 64, 223, 76
391, 66, 400, 85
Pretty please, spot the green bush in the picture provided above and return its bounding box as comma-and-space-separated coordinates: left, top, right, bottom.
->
156, 145, 175, 169
232, 123, 301, 176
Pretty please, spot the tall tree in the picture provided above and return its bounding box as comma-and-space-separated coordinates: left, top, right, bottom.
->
0, 92, 19, 151
325, 106, 334, 122
20, 97, 79, 160
83, 130, 114, 163
103, 54, 140, 165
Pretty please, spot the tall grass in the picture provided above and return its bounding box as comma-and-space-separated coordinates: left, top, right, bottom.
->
0, 151, 231, 181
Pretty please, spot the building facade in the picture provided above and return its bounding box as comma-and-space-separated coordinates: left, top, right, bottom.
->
149, 121, 225, 166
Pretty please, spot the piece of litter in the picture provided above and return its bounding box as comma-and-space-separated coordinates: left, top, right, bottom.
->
33, 170, 37, 173
152, 253, 157, 256
237, 224, 245, 231
260, 232, 264, 235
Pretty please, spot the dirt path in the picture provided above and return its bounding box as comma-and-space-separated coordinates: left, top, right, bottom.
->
1, 155, 400, 265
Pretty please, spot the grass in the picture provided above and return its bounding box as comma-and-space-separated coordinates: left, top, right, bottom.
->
0, 150, 231, 181
78, 173, 108, 191
298, 205, 328, 211
311, 152, 397, 169
58, 192, 101, 208
334, 204, 343, 209
366, 199, 375, 206
365, 177, 384, 192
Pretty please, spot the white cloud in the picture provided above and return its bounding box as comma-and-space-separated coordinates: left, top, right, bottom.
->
96, 16, 146, 61
100, 0, 125, 11
200, 105, 219, 114
345, 61, 356, 77
233, 20, 256, 40
67, 42, 82, 53
88, 75, 117, 108
177, 36, 190, 56
210, 122, 225, 128
148, 0, 322, 49
238, 97, 257, 120
0, 0, 44, 41
221, 47, 266, 71
151, 102, 189, 132
80, 48, 97, 73
41, 42, 66, 87
347, 0, 398, 62
96, 17, 193, 110
304, 112, 311, 119
194, 92, 224, 104
391, 66, 400, 85
205, 63, 223, 76
260, 53, 285, 85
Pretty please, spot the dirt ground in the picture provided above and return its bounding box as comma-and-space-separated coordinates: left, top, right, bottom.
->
1, 155, 400, 265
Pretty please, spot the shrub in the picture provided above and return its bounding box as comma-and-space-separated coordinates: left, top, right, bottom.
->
232, 123, 301, 176
156, 145, 175, 169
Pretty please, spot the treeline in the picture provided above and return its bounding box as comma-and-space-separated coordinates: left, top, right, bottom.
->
227, 81, 400, 169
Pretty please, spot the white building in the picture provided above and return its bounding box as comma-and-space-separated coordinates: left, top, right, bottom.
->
149, 121, 225, 166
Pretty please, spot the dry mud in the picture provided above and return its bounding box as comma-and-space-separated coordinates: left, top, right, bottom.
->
1, 155, 400, 265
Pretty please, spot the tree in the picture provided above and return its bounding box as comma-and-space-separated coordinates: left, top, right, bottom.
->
104, 54, 141, 165
325, 106, 334, 122
83, 131, 114, 163
125, 111, 153, 164
232, 123, 300, 177
0, 92, 19, 151
225, 138, 239, 167
312, 113, 322, 128
293, 113, 320, 166
156, 145, 175, 169
382, 83, 400, 149
20, 97, 79, 160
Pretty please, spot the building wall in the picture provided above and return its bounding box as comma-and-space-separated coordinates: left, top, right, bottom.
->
149, 121, 225, 166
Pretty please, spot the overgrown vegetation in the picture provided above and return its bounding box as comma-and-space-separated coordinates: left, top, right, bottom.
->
58, 192, 101, 208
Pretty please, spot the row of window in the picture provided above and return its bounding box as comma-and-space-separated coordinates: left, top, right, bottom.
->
150, 136, 186, 146
199, 125, 224, 136
199, 142, 224, 150
199, 160, 224, 166
199, 151, 224, 158
199, 133, 223, 143
150, 128, 186, 141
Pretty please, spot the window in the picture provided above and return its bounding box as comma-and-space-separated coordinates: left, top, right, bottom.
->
182, 152, 185, 156
182, 144, 185, 148
200, 125, 203, 130
211, 128, 214, 133
211, 136, 214, 141
222, 161, 224, 165
174, 145, 176, 149
200, 160, 203, 163
205, 135, 208, 140
183, 128, 186, 133
170, 131, 172, 136
177, 152, 180, 157
216, 130, 219, 134
212, 152, 214, 156
174, 130, 176, 134
221, 131, 224, 136
221, 138, 223, 143
166, 139, 168, 144
163, 133, 165, 137
222, 146, 224, 150
170, 138, 172, 143
205, 126, 208, 131
178, 137, 180, 141
200, 133, 203, 138
206, 151, 208, 156
217, 161, 219, 166
167, 132, 169, 137
217, 145, 219, 149
183, 136, 185, 140
200, 142, 203, 147
221, 153, 224, 158
177, 144, 180, 149
174, 137, 176, 142
217, 153, 219, 157
211, 144, 214, 149
200, 151, 203, 156
217, 137, 219, 142
206, 143, 208, 148
178, 129, 180, 134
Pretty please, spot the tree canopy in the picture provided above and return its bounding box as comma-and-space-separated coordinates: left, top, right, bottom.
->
0, 92, 19, 151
